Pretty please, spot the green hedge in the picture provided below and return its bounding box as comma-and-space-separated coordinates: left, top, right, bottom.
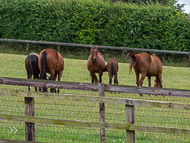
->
0, 0, 190, 51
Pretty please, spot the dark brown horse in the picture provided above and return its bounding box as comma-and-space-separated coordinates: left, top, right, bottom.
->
127, 51, 163, 96
25, 53, 40, 92
87, 46, 106, 83
106, 58, 119, 84
38, 49, 64, 93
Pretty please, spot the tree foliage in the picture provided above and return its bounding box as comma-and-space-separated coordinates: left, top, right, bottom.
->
0, 0, 190, 51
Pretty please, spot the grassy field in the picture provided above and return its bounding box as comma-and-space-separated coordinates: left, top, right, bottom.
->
0, 53, 190, 143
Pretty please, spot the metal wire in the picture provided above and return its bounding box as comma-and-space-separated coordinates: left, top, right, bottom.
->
1, 88, 190, 143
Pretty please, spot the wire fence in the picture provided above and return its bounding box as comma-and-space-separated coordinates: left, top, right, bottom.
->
0, 38, 190, 66
0, 83, 190, 143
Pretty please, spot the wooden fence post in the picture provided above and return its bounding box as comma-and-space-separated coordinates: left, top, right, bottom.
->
58, 45, 60, 53
25, 97, 35, 141
125, 105, 135, 143
99, 83, 105, 143
27, 43, 29, 55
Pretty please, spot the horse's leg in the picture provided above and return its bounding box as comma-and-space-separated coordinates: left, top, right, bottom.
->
50, 69, 56, 93
92, 78, 94, 83
135, 71, 140, 86
139, 73, 146, 97
26, 71, 31, 91
36, 74, 41, 92
157, 74, 164, 97
114, 72, 118, 85
57, 71, 63, 93
98, 71, 103, 83
158, 74, 163, 88
90, 71, 97, 83
140, 73, 146, 86
148, 76, 151, 96
33, 75, 37, 92
135, 72, 143, 96
108, 72, 112, 84
109, 77, 112, 84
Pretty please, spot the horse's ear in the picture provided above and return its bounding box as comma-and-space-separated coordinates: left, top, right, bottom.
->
96, 45, 99, 50
90, 46, 94, 49
127, 51, 132, 57
132, 50, 135, 55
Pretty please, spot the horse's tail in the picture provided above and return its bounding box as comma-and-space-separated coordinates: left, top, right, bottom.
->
40, 51, 47, 80
25, 57, 33, 79
127, 51, 136, 73
111, 62, 114, 78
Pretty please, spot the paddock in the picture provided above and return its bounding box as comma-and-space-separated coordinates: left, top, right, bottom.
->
0, 53, 190, 143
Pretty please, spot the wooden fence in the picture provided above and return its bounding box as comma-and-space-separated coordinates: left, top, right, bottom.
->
0, 77, 190, 143
0, 38, 190, 66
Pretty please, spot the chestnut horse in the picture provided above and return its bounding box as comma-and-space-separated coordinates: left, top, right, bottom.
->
87, 46, 106, 83
25, 53, 40, 92
106, 58, 119, 84
127, 51, 163, 96
38, 49, 64, 93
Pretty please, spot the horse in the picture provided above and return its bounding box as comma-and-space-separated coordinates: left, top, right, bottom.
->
25, 53, 40, 92
38, 49, 64, 93
87, 46, 106, 83
106, 58, 119, 85
127, 51, 163, 97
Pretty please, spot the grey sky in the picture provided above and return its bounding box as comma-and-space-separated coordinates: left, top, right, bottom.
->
177, 0, 190, 13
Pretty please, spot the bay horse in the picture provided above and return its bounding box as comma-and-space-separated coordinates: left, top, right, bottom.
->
38, 49, 64, 93
106, 58, 119, 85
25, 53, 40, 92
127, 51, 163, 97
87, 46, 106, 83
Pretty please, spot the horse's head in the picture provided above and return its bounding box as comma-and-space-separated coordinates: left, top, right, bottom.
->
90, 45, 99, 62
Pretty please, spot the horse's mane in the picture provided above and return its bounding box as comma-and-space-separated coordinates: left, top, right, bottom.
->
98, 52, 104, 58
127, 51, 136, 73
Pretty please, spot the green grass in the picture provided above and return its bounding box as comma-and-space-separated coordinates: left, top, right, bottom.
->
0, 53, 190, 143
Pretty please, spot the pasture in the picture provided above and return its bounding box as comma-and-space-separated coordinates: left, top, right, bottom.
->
0, 53, 190, 143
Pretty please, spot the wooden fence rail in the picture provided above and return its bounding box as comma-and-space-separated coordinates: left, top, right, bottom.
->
0, 139, 42, 143
1, 88, 190, 110
0, 114, 190, 135
0, 78, 190, 143
1, 77, 190, 97
0, 38, 190, 66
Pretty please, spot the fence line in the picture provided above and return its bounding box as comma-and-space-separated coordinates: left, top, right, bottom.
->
0, 114, 190, 135
0, 139, 43, 143
0, 77, 190, 97
0, 38, 189, 54
0, 88, 190, 110
0, 38, 190, 66
1, 78, 190, 142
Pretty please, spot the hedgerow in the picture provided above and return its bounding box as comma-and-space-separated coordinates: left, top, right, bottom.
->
0, 0, 190, 51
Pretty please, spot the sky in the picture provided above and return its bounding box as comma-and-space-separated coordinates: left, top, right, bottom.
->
177, 0, 190, 13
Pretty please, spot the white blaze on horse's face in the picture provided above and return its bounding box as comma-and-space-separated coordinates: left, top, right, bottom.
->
90, 46, 99, 62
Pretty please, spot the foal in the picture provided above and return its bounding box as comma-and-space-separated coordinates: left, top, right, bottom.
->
106, 58, 119, 84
